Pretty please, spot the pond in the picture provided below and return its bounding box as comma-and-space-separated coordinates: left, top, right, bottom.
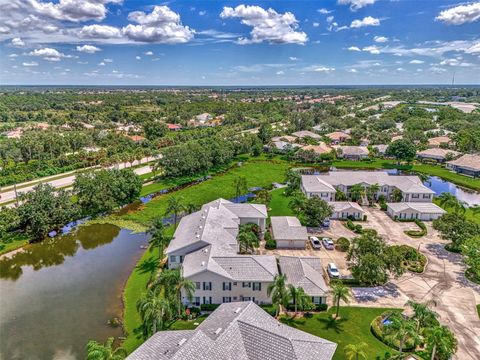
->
0, 223, 148, 360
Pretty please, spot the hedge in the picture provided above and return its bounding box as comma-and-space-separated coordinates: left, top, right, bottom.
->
200, 304, 220, 311
336, 237, 350, 252
370, 314, 415, 352
404, 219, 427, 238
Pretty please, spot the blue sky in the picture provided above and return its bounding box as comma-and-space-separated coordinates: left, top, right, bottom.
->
0, 0, 479, 85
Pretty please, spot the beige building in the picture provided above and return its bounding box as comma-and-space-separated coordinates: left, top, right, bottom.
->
334, 146, 369, 160
330, 201, 364, 220
446, 154, 480, 177
325, 131, 351, 144
270, 216, 308, 249
386, 202, 446, 221
417, 148, 461, 163
291, 130, 322, 140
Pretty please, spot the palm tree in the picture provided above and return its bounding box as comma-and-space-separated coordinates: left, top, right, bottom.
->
86, 337, 127, 360
437, 193, 466, 215
330, 281, 351, 319
267, 275, 290, 317
154, 269, 195, 316
426, 325, 457, 360
185, 202, 199, 214
234, 176, 248, 202
406, 300, 438, 334
237, 230, 257, 254
174, 275, 196, 316
385, 315, 418, 354
344, 342, 368, 360
288, 191, 306, 213
366, 183, 380, 205
349, 184, 364, 202
165, 196, 185, 227
147, 218, 172, 261
288, 285, 310, 313
136, 289, 173, 338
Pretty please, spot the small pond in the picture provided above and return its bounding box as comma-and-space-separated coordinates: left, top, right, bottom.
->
0, 223, 148, 360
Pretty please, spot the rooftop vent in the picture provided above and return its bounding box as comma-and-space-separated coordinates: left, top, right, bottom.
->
214, 327, 222, 335
178, 338, 187, 346
201, 261, 206, 267
234, 307, 242, 314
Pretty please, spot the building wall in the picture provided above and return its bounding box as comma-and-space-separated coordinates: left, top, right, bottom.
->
183, 271, 273, 305
387, 207, 443, 221
331, 210, 363, 220
403, 193, 433, 202
276, 239, 307, 249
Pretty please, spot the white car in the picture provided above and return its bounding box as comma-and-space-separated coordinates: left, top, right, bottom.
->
310, 236, 321, 250
322, 237, 334, 250
327, 263, 340, 278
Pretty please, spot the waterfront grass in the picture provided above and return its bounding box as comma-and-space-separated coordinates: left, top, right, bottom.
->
168, 314, 208, 330
0, 233, 30, 256
280, 307, 399, 360
433, 198, 480, 225
267, 188, 295, 217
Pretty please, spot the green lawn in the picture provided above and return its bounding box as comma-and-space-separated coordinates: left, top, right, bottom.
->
268, 188, 295, 217
433, 198, 480, 225
122, 159, 290, 226
280, 307, 399, 360
0, 233, 30, 256
168, 314, 208, 330
477, 304, 480, 319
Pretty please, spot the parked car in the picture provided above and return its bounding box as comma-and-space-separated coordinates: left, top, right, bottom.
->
322, 237, 334, 250
310, 236, 321, 250
327, 263, 340, 278
322, 219, 330, 228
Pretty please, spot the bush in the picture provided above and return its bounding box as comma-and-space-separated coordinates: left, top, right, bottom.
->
265, 238, 277, 250
404, 219, 427, 238
259, 304, 277, 317
316, 303, 328, 311
371, 314, 416, 352
346, 219, 355, 230
336, 237, 350, 252
354, 224, 363, 234
363, 215, 367, 221
200, 304, 220, 312
380, 202, 387, 211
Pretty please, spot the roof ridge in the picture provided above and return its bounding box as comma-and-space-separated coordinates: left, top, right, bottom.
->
251, 255, 278, 276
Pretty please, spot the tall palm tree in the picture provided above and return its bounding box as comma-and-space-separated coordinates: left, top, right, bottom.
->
147, 218, 172, 261
165, 196, 185, 227
366, 183, 380, 205
437, 193, 466, 215
136, 289, 173, 338
330, 281, 351, 319
349, 184, 364, 202
288, 191, 306, 213
426, 325, 457, 360
406, 300, 438, 334
344, 342, 368, 360
385, 315, 418, 354
86, 337, 127, 360
174, 275, 196, 316
154, 269, 195, 316
267, 275, 290, 317
288, 285, 310, 313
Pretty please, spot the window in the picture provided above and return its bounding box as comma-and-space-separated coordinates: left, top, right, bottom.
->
252, 282, 261, 291
169, 255, 177, 263
194, 297, 200, 306
203, 296, 212, 305
195, 282, 201, 290
222, 297, 231, 303
223, 282, 232, 291
233, 282, 237, 286
423, 194, 431, 199
241, 296, 251, 301
179, 256, 184, 263
242, 282, 251, 288
411, 194, 420, 198
203, 282, 212, 291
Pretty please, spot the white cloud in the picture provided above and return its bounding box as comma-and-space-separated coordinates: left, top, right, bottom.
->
276, 70, 285, 75
11, 37, 25, 47
29, 47, 70, 61
439, 58, 473, 67
348, 46, 361, 51
98, 61, 106, 66
135, 56, 141, 60
317, 8, 333, 14
103, 58, 113, 62
350, 16, 380, 28
23, 61, 38, 67
338, 0, 378, 11
436, 2, 480, 25
122, 5, 194, 43
78, 25, 122, 39
8, 53, 18, 58
76, 44, 101, 53
374, 36, 388, 43
220, 5, 307, 44
465, 42, 480, 54
289, 57, 299, 60
144, 51, 153, 56
409, 59, 424, 64
429, 66, 447, 74
303, 65, 335, 72
313, 22, 320, 27
199, 10, 206, 16
28, 0, 121, 22
346, 68, 358, 73
362, 45, 380, 54
396, 67, 405, 71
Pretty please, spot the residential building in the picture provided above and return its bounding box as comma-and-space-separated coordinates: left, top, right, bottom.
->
334, 146, 369, 160
127, 301, 337, 360
271, 135, 297, 143
325, 131, 351, 144
269, 141, 301, 152
301, 171, 435, 203
427, 136, 451, 147
279, 256, 329, 305
270, 216, 308, 249
446, 154, 480, 177
417, 148, 461, 163
373, 144, 388, 156
127, 135, 146, 143
167, 123, 182, 131
291, 130, 322, 140
301, 143, 332, 155
386, 202, 446, 221
330, 202, 364, 220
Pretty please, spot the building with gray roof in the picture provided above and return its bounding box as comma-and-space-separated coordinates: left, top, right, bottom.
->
127, 301, 337, 360
386, 202, 446, 221
270, 216, 308, 249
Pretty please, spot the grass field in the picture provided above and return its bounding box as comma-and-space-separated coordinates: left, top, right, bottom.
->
267, 188, 295, 217
168, 314, 208, 330
0, 233, 30, 256
477, 304, 480, 318
433, 198, 480, 224
280, 307, 399, 360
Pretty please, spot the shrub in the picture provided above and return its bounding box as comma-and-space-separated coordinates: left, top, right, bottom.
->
336, 237, 350, 252
188, 306, 201, 317
346, 219, 355, 230
316, 303, 328, 311
363, 215, 367, 221
259, 304, 277, 317
354, 224, 363, 234
265, 238, 277, 250
371, 314, 416, 352
200, 304, 220, 312
404, 219, 427, 238
380, 202, 387, 211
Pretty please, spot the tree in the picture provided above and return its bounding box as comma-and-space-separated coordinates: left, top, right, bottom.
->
406, 300, 438, 334
144, 121, 167, 140
255, 189, 271, 204
288, 191, 306, 213
288, 285, 311, 313
330, 281, 350, 319
462, 236, 480, 282
426, 325, 457, 360
165, 196, 185, 227
344, 342, 368, 360
234, 176, 248, 202
284, 170, 301, 195
384, 315, 418, 354
17, 183, 78, 240
391, 188, 403, 202
366, 183, 380, 205
136, 289, 173, 338
154, 268, 194, 316
386, 139, 417, 163
237, 224, 259, 254
174, 274, 196, 316
297, 195, 333, 227
267, 275, 290, 317
147, 218, 172, 261
349, 184, 365, 202
258, 123, 272, 143
437, 193, 466, 215
433, 213, 479, 252
86, 337, 127, 360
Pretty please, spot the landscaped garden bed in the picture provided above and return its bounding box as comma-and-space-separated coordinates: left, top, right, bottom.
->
391, 245, 427, 273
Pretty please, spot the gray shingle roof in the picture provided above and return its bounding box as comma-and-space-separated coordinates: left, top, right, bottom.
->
335, 146, 369, 156
270, 216, 308, 241
417, 148, 460, 160
386, 202, 446, 214
330, 201, 364, 213
301, 175, 336, 193
127, 301, 337, 360
279, 256, 328, 297
291, 130, 322, 139
447, 154, 480, 171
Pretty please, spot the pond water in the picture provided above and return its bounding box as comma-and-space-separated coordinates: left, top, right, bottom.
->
0, 224, 148, 360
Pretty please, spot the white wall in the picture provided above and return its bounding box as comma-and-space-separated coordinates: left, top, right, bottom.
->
276, 239, 306, 249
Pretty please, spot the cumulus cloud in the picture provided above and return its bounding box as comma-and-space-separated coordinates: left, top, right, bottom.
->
122, 5, 194, 43
303, 65, 335, 72
338, 0, 378, 11
76, 44, 101, 53
144, 51, 153, 55
347, 68, 358, 73
11, 37, 25, 47
317, 8, 333, 14
220, 5, 307, 44
439, 58, 473, 67
289, 57, 299, 60
276, 70, 285, 75
23, 61, 38, 66
29, 47, 71, 61
350, 16, 381, 28
135, 55, 141, 60
374, 36, 388, 43
371, 39, 480, 57
348, 46, 361, 51
26, 0, 122, 22
409, 59, 424, 64
313, 22, 320, 27
436, 2, 480, 25
362, 45, 380, 54
78, 25, 122, 39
